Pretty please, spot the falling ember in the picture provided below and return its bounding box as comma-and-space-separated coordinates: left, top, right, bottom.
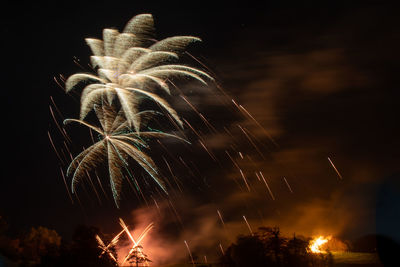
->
225, 150, 240, 171
243, 215, 254, 236
327, 157, 343, 180
199, 113, 218, 133
184, 240, 195, 267
47, 131, 64, 163
309, 236, 332, 253
238, 104, 278, 147
49, 105, 66, 139
53, 76, 65, 91
217, 209, 226, 228
283, 177, 293, 193
219, 243, 225, 255
255, 172, 261, 181
199, 140, 218, 162
237, 124, 265, 159
260, 172, 275, 201
239, 169, 251, 192
59, 167, 74, 204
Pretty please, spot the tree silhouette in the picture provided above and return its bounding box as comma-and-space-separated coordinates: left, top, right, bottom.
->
221, 234, 269, 266
127, 245, 151, 267
22, 226, 61, 265
259, 226, 286, 265
51, 225, 116, 267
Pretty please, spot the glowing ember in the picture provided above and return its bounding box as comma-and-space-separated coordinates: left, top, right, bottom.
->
309, 236, 331, 253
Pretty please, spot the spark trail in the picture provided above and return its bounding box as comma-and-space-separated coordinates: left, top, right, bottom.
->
239, 169, 251, 192
260, 172, 275, 200
184, 240, 195, 267
243, 215, 254, 236
217, 209, 226, 228
238, 104, 278, 147
283, 177, 293, 193
59, 167, 74, 204
328, 157, 343, 180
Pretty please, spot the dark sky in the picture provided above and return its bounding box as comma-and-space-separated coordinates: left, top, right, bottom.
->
2, 0, 399, 262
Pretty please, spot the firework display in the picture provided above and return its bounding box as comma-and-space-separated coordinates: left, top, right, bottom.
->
61, 14, 212, 207
0, 1, 394, 266
65, 14, 213, 132
47, 10, 361, 267
95, 218, 154, 266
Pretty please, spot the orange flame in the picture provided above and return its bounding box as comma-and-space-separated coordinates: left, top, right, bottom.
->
309, 236, 331, 253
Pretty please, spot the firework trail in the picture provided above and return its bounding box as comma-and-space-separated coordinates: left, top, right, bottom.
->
95, 229, 124, 263
239, 169, 251, 192
183, 118, 205, 142
237, 124, 265, 159
217, 209, 226, 228
327, 156, 343, 180
184, 240, 195, 267
50, 104, 72, 143
48, 131, 64, 164
283, 177, 293, 193
243, 215, 254, 236
237, 103, 278, 147
53, 76, 65, 91
199, 140, 218, 162
59, 167, 74, 204
225, 150, 240, 171
260, 172, 275, 201
119, 218, 154, 265
162, 156, 184, 193
219, 243, 225, 255
95, 171, 109, 200
96, 235, 117, 262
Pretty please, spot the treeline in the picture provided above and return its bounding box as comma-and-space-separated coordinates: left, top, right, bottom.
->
0, 218, 333, 267
2, 214, 396, 267
220, 227, 333, 267
0, 216, 116, 267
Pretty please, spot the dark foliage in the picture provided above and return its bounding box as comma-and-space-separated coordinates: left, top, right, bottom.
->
221, 226, 333, 267
45, 225, 116, 267
0, 221, 117, 267
376, 235, 400, 267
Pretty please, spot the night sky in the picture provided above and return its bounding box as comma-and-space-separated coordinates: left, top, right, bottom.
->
2, 1, 399, 263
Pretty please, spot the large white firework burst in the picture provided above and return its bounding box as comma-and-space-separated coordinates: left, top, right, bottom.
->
65, 14, 213, 132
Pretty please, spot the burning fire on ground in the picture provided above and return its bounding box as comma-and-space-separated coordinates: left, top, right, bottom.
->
309, 236, 332, 253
